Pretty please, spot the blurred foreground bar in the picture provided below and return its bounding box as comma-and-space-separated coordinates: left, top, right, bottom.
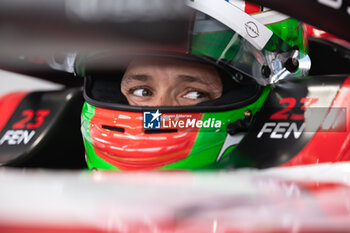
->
0, 0, 189, 84
0, 0, 189, 55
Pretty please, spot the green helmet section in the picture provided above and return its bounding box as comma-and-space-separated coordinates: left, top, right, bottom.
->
82, 87, 271, 170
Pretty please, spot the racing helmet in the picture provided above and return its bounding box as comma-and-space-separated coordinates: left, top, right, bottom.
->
77, 0, 310, 170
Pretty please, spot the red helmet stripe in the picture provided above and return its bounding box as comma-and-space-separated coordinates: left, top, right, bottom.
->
90, 108, 202, 170
244, 2, 261, 14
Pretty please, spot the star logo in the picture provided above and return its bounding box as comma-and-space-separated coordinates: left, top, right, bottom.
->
151, 109, 161, 122
143, 110, 161, 129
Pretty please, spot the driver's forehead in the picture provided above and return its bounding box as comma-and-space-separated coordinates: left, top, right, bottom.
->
125, 57, 218, 75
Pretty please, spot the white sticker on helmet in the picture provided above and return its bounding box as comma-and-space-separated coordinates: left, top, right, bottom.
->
251, 11, 289, 25
226, 0, 289, 25
186, 0, 273, 50
227, 0, 246, 11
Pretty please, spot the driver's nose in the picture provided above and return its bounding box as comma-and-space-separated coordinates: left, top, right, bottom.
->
151, 96, 180, 106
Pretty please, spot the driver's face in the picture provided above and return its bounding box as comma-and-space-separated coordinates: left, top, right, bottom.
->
121, 57, 223, 106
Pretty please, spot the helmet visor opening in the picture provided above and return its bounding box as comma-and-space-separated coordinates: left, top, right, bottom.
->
82, 52, 262, 112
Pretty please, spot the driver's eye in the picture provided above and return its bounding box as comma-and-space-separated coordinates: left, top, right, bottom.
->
131, 88, 153, 97
183, 90, 209, 100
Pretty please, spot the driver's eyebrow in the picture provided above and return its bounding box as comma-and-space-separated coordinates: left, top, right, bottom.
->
178, 75, 209, 85
124, 74, 152, 83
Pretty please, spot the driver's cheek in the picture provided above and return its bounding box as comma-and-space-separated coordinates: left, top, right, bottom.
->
175, 95, 203, 106
180, 99, 202, 106
126, 95, 152, 106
